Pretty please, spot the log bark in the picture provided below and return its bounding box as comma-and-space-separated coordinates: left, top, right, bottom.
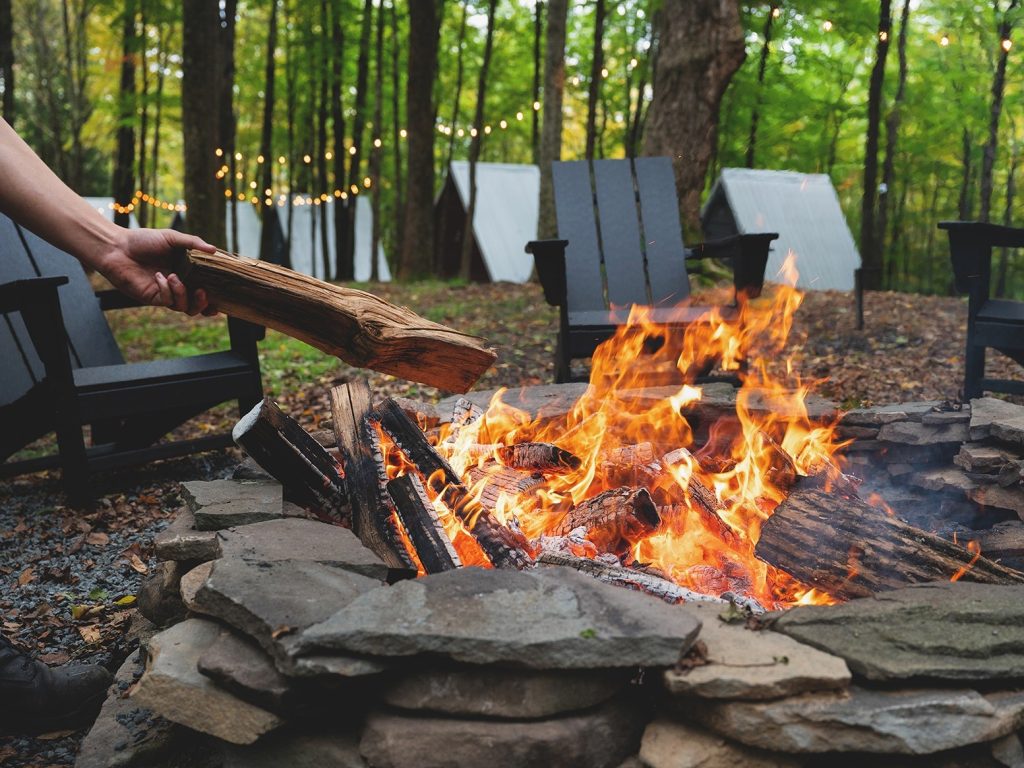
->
178, 249, 495, 392
465, 462, 546, 512
371, 398, 532, 569
386, 473, 462, 574
755, 486, 1024, 601
553, 487, 659, 554
330, 382, 417, 576
232, 397, 348, 525
497, 442, 581, 473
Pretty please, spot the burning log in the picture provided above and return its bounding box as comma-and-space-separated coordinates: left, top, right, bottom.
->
602, 442, 656, 466
465, 463, 546, 512
329, 382, 417, 577
537, 551, 728, 607
178, 248, 495, 392
372, 398, 532, 569
755, 485, 1024, 601
553, 487, 660, 553
497, 442, 582, 473
656, 449, 737, 544
386, 474, 462, 573
232, 397, 348, 525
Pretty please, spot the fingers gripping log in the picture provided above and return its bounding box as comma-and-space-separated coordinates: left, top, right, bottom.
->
178, 249, 496, 392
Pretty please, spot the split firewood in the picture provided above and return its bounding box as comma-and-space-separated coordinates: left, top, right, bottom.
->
329, 382, 417, 577
692, 430, 799, 492
599, 443, 660, 488
657, 449, 736, 544
372, 398, 532, 569
496, 442, 582, 473
465, 462, 546, 513
755, 485, 1024, 601
450, 397, 484, 427
601, 442, 656, 466
537, 552, 728, 607
178, 249, 495, 392
552, 487, 660, 553
233, 398, 349, 526
386, 474, 462, 574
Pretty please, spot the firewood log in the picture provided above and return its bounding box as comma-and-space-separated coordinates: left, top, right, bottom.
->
386, 474, 462, 573
465, 463, 546, 512
496, 442, 582, 473
553, 487, 660, 553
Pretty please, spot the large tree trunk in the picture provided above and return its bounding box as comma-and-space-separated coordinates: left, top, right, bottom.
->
398, 0, 441, 279
979, 4, 1017, 223
642, 0, 745, 234
745, 4, 776, 169
258, 0, 279, 262
877, 0, 910, 290
537, 0, 568, 240
331, 0, 347, 279
444, 1, 469, 172
858, 0, 893, 290
112, 0, 137, 229
342, 0, 373, 280
220, 0, 238, 253
584, 0, 605, 161
0, 0, 13, 125
182, 0, 225, 245
532, 0, 543, 164
458, 0, 498, 281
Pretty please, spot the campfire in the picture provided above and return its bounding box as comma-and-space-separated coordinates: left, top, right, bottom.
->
233, 256, 1023, 611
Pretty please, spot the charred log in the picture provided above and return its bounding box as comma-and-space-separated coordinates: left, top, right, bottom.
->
465, 462, 546, 512
755, 485, 1024, 600
497, 442, 581, 473
553, 487, 660, 553
386, 473, 462, 573
232, 397, 348, 525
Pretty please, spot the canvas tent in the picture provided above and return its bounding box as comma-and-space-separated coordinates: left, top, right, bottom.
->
702, 168, 861, 291
435, 162, 539, 283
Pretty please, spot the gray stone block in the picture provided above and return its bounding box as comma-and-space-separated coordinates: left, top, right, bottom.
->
182, 479, 284, 531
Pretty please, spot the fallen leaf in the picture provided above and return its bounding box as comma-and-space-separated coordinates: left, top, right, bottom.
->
127, 554, 149, 574
36, 728, 76, 740
271, 624, 296, 640
86, 532, 110, 547
38, 651, 70, 665
78, 625, 101, 644
71, 604, 103, 621
114, 595, 137, 607
17, 567, 35, 586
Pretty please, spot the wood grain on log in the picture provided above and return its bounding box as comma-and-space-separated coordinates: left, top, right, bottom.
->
232, 397, 349, 525
386, 474, 462, 573
179, 249, 495, 392
496, 442, 581, 473
755, 485, 1024, 600
553, 487, 660, 553
372, 398, 532, 569
329, 382, 416, 577
465, 463, 546, 512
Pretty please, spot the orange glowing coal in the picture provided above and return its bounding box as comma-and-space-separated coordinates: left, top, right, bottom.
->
392, 254, 850, 608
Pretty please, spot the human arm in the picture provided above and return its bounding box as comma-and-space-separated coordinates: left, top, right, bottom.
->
0, 118, 215, 314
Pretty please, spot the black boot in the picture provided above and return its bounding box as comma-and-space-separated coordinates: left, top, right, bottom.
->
0, 635, 112, 734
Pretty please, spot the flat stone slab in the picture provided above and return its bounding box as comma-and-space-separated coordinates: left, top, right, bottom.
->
154, 508, 220, 562
842, 402, 945, 426
664, 602, 849, 701
383, 666, 626, 718
182, 479, 284, 531
359, 696, 644, 768
187, 558, 384, 676
971, 398, 1024, 441
298, 567, 701, 669
955, 443, 1015, 473
198, 628, 293, 712
976, 521, 1024, 559
131, 618, 282, 745
681, 686, 1024, 755
769, 582, 1024, 682
969, 484, 1024, 518
222, 730, 366, 768
639, 719, 798, 768
216, 518, 390, 581
877, 420, 970, 446
906, 466, 979, 494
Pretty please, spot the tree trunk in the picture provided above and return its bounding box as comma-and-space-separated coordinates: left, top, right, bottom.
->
220, 0, 238, 253
370, 0, 385, 282
445, 1, 469, 171
877, 0, 910, 289
390, 0, 405, 260
149, 26, 168, 214
643, 0, 745, 234
317, 0, 330, 273
331, 0, 347, 279
458, 0, 498, 282
398, 0, 441, 280
958, 128, 974, 220
343, 0, 373, 280
584, 0, 605, 161
537, 0, 568, 240
745, 4, 776, 169
532, 0, 543, 164
858, 0, 892, 290
0, 0, 13, 125
258, 0, 279, 263
61, 0, 89, 191
182, 0, 225, 245
136, 0, 148, 228
980, 6, 1016, 223
284, 0, 297, 268
112, 0, 137, 229
996, 134, 1019, 296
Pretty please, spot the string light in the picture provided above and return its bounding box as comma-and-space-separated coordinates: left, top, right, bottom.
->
879, 30, 888, 42
772, 6, 781, 18
373, 138, 382, 148
940, 34, 950, 46
823, 19, 833, 31
215, 148, 223, 157
1002, 38, 1013, 52
325, 150, 333, 160
110, 189, 186, 214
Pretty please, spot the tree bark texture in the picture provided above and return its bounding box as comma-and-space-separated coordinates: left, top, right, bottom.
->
342, 0, 374, 280
745, 4, 776, 169
642, 0, 745, 234
584, 0, 605, 161
532, 0, 543, 164
980, 8, 1016, 223
258, 0, 279, 263
878, 0, 910, 289
220, 0, 238, 249
112, 0, 137, 229
389, 0, 405, 258
537, 0, 568, 240
370, 0, 385, 281
331, 0, 348, 279
398, 0, 441, 279
445, 1, 469, 172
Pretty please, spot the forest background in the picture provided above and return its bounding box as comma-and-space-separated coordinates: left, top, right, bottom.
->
0, 0, 1021, 297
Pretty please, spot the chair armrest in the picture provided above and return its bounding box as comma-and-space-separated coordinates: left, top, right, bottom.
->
0, 276, 69, 313
95, 288, 145, 311
686, 232, 778, 298
939, 221, 1024, 249
525, 239, 568, 306
940, 220, 1024, 295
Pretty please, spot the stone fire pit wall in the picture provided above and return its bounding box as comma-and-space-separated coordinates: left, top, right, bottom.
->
75, 395, 1024, 768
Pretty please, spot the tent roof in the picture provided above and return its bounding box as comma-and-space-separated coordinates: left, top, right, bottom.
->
448, 161, 539, 283
702, 168, 861, 291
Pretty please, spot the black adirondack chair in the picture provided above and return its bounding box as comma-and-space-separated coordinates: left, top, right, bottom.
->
526, 157, 778, 383
0, 213, 264, 499
940, 220, 1024, 399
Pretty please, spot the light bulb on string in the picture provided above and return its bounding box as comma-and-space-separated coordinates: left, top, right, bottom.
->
823, 19, 832, 31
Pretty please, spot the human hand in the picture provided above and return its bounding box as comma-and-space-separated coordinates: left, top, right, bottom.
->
93, 229, 218, 315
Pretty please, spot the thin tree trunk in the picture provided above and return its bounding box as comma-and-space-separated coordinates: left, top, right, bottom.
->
112, 0, 137, 228
343, 0, 373, 279
182, 0, 225, 244
532, 0, 542, 164
584, 0, 605, 161
996, 135, 1019, 295
877, 0, 910, 289
745, 4, 777, 169
458, 0, 498, 281
445, 1, 469, 171
398, 0, 441, 279
318, 0, 330, 274
220, 0, 238, 252
0, 0, 13, 125
258, 0, 279, 263
149, 26, 167, 212
61, 0, 86, 190
285, 0, 296, 267
959, 128, 974, 220
370, 0, 385, 282
390, 0, 404, 262
136, 0, 148, 228
980, 3, 1018, 223
331, 0, 347, 279
858, 0, 892, 290
537, 0, 568, 240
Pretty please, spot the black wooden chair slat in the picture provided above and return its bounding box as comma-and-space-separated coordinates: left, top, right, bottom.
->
632, 157, 691, 306
592, 159, 650, 307
72, 350, 255, 391
552, 161, 607, 312
0, 216, 48, 388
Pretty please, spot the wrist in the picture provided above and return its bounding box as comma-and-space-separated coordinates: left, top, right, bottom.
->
77, 219, 130, 272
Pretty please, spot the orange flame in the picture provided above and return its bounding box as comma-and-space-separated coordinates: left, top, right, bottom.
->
950, 539, 982, 582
